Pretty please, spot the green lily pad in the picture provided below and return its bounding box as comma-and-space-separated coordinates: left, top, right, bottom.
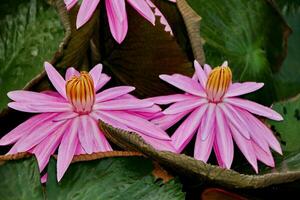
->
0, 156, 44, 200
186, 0, 290, 105
46, 156, 184, 200
0, 0, 64, 111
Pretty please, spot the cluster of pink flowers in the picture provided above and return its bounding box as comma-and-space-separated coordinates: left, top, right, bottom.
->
0, 0, 283, 182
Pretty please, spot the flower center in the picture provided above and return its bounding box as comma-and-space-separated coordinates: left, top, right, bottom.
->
66, 71, 95, 114
206, 65, 232, 102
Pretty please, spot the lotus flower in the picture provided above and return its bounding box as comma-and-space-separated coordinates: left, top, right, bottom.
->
64, 0, 175, 43
0, 62, 173, 181
150, 60, 283, 172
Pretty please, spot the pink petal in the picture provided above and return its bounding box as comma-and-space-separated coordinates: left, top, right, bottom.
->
204, 64, 212, 76
64, 0, 78, 10
163, 99, 207, 115
252, 142, 275, 167
76, 0, 100, 28
219, 103, 250, 139
151, 110, 191, 131
8, 91, 64, 103
16, 119, 64, 152
194, 60, 207, 89
171, 104, 208, 152
95, 73, 111, 91
229, 124, 258, 172
44, 62, 67, 99
96, 86, 135, 102
106, 0, 128, 43
75, 143, 86, 155
88, 116, 113, 152
89, 64, 103, 88
224, 98, 283, 121
57, 118, 79, 181
141, 134, 176, 152
41, 174, 48, 183
65, 67, 80, 80
159, 74, 205, 97
53, 112, 78, 122
243, 110, 282, 154
127, 0, 155, 25
146, 94, 197, 105
94, 99, 153, 110
78, 115, 94, 154
0, 113, 56, 145
32, 121, 70, 172
214, 106, 234, 169
100, 110, 171, 140
8, 101, 73, 113
200, 103, 216, 140
225, 82, 264, 98
194, 122, 215, 162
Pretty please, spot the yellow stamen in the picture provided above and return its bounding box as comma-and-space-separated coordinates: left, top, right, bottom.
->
66, 72, 95, 113
206, 66, 232, 102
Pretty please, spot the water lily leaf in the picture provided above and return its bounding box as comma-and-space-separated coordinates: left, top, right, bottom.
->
185, 0, 291, 105
0, 0, 64, 111
46, 156, 185, 200
96, 0, 194, 98
0, 156, 44, 200
273, 3, 300, 100
201, 188, 247, 200
100, 122, 300, 189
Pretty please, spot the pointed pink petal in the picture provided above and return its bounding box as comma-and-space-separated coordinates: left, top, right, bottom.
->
76, 0, 100, 28
44, 62, 67, 99
32, 121, 70, 172
94, 99, 153, 110
8, 91, 64, 103
194, 60, 207, 89
8, 101, 73, 113
106, 0, 128, 43
89, 64, 103, 88
194, 123, 215, 162
225, 98, 283, 121
146, 94, 197, 105
88, 116, 112, 152
213, 141, 225, 168
163, 99, 207, 115
200, 103, 216, 140
171, 104, 208, 152
64, 0, 78, 10
225, 82, 264, 98
95, 73, 111, 91
41, 174, 48, 183
16, 119, 64, 152
151, 110, 191, 131
219, 103, 250, 139
215, 106, 234, 169
252, 142, 275, 167
96, 86, 135, 102
65, 67, 80, 80
0, 113, 56, 145
204, 64, 212, 76
100, 110, 171, 140
127, 0, 155, 25
53, 112, 78, 122
57, 118, 79, 181
229, 124, 258, 172
78, 115, 94, 154
75, 143, 86, 155
159, 74, 205, 97
243, 109, 282, 154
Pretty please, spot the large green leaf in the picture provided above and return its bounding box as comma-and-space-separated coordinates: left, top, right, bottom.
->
0, 0, 64, 111
46, 156, 184, 200
186, 0, 290, 105
273, 2, 300, 100
0, 156, 44, 200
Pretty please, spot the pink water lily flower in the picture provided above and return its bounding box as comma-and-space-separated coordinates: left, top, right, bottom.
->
64, 0, 175, 43
0, 62, 173, 181
150, 60, 283, 172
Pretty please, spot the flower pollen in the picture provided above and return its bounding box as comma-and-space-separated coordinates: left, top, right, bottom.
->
206, 65, 232, 102
66, 71, 95, 114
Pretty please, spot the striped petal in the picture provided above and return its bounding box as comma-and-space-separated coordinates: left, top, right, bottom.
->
76, 0, 100, 28
163, 99, 207, 115
127, 0, 155, 25
96, 86, 135, 102
225, 82, 264, 98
